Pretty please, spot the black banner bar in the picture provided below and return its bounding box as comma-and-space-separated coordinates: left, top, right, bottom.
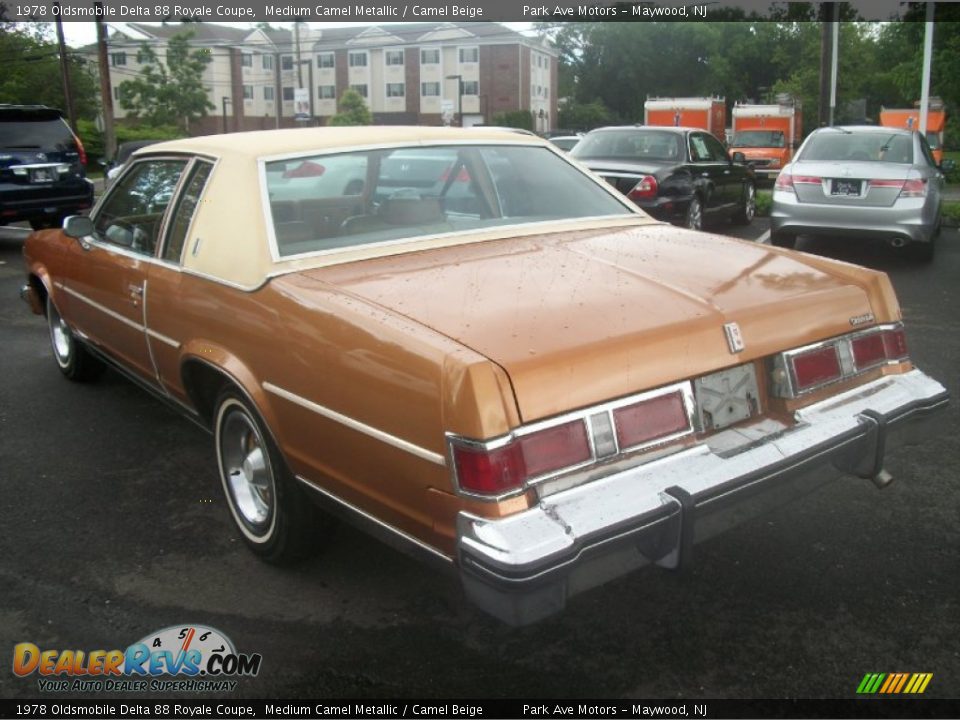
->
0, 0, 947, 23
4, 698, 960, 720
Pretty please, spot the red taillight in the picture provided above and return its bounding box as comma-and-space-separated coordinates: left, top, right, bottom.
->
899, 178, 926, 198
627, 175, 658, 201
72, 132, 87, 167
283, 161, 325, 178
451, 420, 591, 497
613, 391, 690, 450
851, 328, 908, 370
452, 442, 526, 497
791, 346, 842, 392
773, 171, 794, 192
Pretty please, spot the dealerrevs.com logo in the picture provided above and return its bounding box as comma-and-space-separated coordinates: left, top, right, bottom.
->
13, 624, 262, 693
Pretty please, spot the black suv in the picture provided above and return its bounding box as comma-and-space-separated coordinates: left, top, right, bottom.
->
1, 104, 94, 230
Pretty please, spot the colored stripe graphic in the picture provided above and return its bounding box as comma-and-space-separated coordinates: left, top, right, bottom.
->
857, 672, 932, 694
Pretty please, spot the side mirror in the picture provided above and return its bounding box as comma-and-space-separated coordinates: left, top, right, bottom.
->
731, 151, 746, 163
63, 215, 94, 239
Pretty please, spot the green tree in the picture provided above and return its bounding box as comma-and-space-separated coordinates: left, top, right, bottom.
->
0, 23, 100, 122
118, 30, 213, 132
329, 88, 372, 126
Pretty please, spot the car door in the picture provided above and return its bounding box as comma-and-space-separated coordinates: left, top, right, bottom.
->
688, 132, 734, 217
141, 157, 216, 406
58, 157, 188, 383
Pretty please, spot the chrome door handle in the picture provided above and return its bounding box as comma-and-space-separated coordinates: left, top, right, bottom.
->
129, 284, 143, 297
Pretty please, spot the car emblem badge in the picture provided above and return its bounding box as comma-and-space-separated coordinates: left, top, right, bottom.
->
849, 312, 876, 327
36, 152, 47, 162
724, 322, 745, 354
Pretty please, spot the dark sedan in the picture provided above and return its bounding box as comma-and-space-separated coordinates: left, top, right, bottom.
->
571, 126, 756, 230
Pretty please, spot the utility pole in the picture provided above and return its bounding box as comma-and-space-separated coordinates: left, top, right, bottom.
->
919, 2, 935, 135
53, 4, 77, 132
818, 2, 835, 127
95, 10, 116, 162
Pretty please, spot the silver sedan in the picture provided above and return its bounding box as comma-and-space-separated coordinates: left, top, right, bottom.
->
770, 126, 945, 260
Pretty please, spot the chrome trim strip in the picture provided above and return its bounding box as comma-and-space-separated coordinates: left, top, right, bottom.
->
61, 285, 143, 333
262, 381, 446, 466
295, 475, 453, 565
146, 329, 181, 349
141, 279, 163, 385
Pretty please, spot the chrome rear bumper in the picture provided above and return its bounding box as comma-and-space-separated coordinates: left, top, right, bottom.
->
457, 370, 948, 625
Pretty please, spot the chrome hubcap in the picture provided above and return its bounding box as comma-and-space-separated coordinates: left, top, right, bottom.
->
48, 304, 72, 365
745, 187, 756, 221
688, 200, 702, 230
221, 410, 273, 528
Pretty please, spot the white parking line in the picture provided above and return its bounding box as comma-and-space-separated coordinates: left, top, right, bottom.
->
757, 229, 771, 244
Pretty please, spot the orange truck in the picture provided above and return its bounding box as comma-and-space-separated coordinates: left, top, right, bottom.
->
879, 98, 946, 165
728, 99, 803, 182
644, 97, 726, 143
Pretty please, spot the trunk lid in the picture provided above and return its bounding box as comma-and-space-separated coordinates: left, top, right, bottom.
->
284, 224, 878, 422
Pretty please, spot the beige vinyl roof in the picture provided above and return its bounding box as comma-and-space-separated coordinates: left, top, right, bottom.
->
142, 126, 542, 160
134, 127, 649, 290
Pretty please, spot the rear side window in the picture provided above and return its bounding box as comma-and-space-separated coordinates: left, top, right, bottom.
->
0, 110, 76, 151
164, 160, 214, 262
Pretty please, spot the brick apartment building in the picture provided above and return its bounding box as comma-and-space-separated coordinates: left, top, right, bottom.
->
95, 21, 558, 135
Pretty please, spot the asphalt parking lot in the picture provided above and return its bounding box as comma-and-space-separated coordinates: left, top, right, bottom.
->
1, 216, 958, 701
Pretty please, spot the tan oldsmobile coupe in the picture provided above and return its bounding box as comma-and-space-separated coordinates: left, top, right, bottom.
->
21, 127, 948, 624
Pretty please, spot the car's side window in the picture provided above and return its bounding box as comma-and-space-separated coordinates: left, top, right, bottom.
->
689, 134, 713, 162
702, 134, 729, 162
163, 160, 213, 263
918, 135, 937, 168
94, 159, 187, 256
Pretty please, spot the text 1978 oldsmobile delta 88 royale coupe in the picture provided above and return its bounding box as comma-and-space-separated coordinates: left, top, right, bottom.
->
22, 127, 948, 625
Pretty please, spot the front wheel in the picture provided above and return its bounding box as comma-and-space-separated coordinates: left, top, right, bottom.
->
47, 295, 103, 381
214, 389, 325, 563
733, 183, 756, 225
684, 196, 704, 231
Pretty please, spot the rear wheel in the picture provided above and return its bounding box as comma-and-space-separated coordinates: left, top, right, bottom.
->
47, 296, 103, 381
684, 196, 703, 230
733, 183, 756, 225
214, 388, 326, 563
771, 231, 796, 249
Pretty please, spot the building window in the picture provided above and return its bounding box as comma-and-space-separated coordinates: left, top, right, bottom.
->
111, 52, 126, 67
282, 86, 295, 102
264, 86, 275, 101
386, 83, 405, 98
458, 47, 479, 64
113, 86, 120, 100
318, 85, 336, 99
420, 48, 440, 65
421, 82, 440, 97
243, 85, 254, 100
385, 50, 404, 66
240, 53, 252, 68
542, 57, 550, 71
262, 54, 274, 70
462, 80, 479, 96
317, 52, 334, 69
281, 55, 293, 71
350, 84, 368, 98
348, 52, 368, 68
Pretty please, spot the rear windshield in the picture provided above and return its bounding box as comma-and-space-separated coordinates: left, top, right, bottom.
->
800, 132, 914, 164
0, 110, 75, 151
571, 130, 682, 162
265, 144, 633, 258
